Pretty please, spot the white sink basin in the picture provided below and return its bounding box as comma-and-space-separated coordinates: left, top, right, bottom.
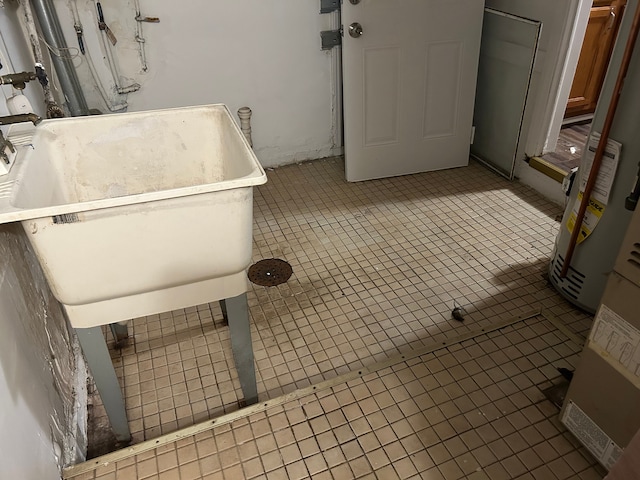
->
0, 104, 266, 327
3, 104, 264, 218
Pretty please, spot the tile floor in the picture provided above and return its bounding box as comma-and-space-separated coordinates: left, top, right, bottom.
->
72, 315, 604, 479
79, 158, 601, 478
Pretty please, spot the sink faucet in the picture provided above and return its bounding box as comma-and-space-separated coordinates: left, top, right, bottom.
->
0, 71, 44, 165
0, 113, 42, 126
0, 71, 44, 127
0, 113, 42, 165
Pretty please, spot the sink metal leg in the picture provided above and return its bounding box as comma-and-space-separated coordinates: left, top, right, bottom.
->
219, 299, 229, 326
109, 321, 129, 345
75, 327, 131, 443
225, 293, 258, 405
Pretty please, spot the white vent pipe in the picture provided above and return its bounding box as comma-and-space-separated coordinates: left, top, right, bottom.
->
237, 107, 253, 148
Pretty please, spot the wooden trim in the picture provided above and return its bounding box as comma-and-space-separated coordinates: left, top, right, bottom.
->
528, 156, 568, 183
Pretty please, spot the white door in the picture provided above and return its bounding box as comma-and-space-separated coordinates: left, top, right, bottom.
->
342, 0, 485, 182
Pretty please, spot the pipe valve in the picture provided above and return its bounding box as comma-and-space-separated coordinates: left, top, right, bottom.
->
0, 71, 37, 90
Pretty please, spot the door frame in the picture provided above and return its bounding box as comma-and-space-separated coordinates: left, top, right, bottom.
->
540, 0, 593, 154
330, 8, 344, 151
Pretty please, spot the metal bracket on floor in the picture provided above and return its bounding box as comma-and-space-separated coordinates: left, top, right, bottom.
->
219, 299, 228, 326
109, 322, 129, 347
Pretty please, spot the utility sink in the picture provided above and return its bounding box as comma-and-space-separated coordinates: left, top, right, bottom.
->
0, 104, 267, 327
0, 105, 267, 440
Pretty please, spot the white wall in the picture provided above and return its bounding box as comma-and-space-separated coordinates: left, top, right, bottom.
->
54, 0, 585, 173
55, 0, 340, 167
39, 0, 589, 202
0, 5, 85, 478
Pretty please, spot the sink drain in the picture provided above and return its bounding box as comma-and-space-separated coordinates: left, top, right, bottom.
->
248, 259, 293, 287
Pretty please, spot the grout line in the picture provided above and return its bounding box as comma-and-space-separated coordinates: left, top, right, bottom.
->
63, 307, 542, 478
541, 310, 586, 346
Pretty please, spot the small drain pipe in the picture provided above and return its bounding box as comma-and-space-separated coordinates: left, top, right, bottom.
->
30, 0, 89, 116
18, 0, 64, 118
237, 107, 253, 147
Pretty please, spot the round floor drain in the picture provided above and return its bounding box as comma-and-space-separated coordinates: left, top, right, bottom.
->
248, 259, 293, 286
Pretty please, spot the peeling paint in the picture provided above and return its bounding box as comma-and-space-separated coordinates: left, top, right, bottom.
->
0, 223, 87, 477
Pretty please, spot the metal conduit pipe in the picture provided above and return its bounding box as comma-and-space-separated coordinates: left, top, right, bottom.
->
30, 0, 89, 116
18, 0, 64, 118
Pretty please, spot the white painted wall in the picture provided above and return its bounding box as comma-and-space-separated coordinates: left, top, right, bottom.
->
55, 0, 586, 196
53, 1, 586, 176
55, 0, 340, 167
0, 5, 85, 478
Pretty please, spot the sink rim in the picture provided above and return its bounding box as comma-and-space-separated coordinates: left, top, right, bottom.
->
0, 104, 266, 224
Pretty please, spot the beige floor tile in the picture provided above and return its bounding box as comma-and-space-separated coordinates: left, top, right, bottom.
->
75, 159, 605, 480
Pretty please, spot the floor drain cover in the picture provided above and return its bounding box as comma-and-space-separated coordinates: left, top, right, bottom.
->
248, 259, 293, 286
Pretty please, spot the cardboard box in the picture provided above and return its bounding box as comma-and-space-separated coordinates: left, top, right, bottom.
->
561, 272, 640, 470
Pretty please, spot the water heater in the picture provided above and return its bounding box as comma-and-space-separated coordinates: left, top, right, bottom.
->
550, 2, 640, 313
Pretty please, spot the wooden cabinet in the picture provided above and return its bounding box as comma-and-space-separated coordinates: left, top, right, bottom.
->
565, 0, 626, 118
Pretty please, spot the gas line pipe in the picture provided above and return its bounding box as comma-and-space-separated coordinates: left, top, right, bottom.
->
560, 2, 640, 278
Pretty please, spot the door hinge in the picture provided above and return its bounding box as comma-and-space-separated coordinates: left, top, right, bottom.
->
321, 28, 342, 50
470, 126, 476, 145
320, 0, 340, 14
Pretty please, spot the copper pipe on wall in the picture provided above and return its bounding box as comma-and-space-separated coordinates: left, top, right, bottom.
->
560, 2, 640, 278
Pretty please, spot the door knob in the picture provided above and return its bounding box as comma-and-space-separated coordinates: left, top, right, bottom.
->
349, 23, 363, 38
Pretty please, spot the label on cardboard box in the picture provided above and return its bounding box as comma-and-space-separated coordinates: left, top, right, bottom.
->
563, 400, 623, 470
590, 304, 640, 379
